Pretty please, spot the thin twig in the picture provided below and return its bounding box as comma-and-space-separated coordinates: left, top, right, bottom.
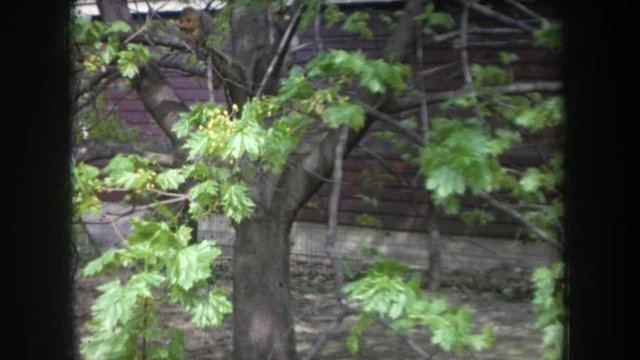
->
111, 221, 126, 243
157, 59, 206, 77
326, 126, 350, 305
356, 101, 424, 145
417, 21, 442, 291
206, 53, 215, 103
314, 0, 325, 53
378, 319, 431, 359
459, 1, 474, 87
81, 220, 102, 256
503, 0, 545, 23
458, 2, 487, 123
415, 18, 429, 139
360, 145, 425, 218
420, 61, 460, 78
303, 126, 352, 360
426, 27, 523, 44
478, 192, 562, 252
456, 0, 537, 33
74, 68, 118, 101
82, 196, 190, 225
74, 72, 121, 114
386, 81, 562, 113
303, 167, 351, 185
256, 3, 305, 97
302, 307, 358, 360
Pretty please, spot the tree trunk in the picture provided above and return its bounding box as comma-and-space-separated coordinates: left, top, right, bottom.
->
232, 209, 296, 360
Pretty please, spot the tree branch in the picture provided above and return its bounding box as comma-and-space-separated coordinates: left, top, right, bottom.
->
386, 81, 562, 113
326, 125, 350, 304
313, 0, 325, 53
503, 0, 545, 23
256, 3, 305, 98
426, 27, 523, 45
156, 59, 206, 77
356, 100, 424, 144
73, 143, 182, 167
420, 61, 460, 78
74, 67, 119, 101
378, 319, 432, 359
74, 71, 121, 114
302, 307, 358, 360
274, 0, 425, 215
478, 192, 563, 252
455, 0, 537, 33
459, 1, 474, 87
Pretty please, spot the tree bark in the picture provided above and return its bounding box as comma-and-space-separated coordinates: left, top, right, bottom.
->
232, 207, 296, 360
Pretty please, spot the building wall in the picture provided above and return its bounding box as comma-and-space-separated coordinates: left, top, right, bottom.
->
95, 1, 563, 242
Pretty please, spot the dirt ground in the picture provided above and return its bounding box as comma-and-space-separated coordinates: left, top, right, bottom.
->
73, 255, 544, 360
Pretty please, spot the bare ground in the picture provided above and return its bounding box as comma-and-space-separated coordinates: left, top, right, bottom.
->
72, 254, 543, 360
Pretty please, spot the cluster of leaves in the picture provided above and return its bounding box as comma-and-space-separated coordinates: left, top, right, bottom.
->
96, 151, 253, 223
72, 18, 152, 79
531, 262, 565, 360
322, 5, 373, 39
173, 49, 409, 170
344, 260, 493, 355
420, 118, 520, 212
534, 21, 563, 50
415, 3, 456, 36
73, 93, 140, 144
72, 161, 103, 219
81, 219, 231, 359
420, 71, 564, 237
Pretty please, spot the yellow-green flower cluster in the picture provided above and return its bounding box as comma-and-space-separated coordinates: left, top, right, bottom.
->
198, 107, 234, 157
134, 168, 157, 193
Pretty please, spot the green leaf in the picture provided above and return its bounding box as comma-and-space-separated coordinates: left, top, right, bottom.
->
101, 43, 118, 65
355, 213, 382, 228
167, 241, 221, 291
432, 327, 456, 352
83, 248, 120, 277
186, 288, 232, 328
127, 271, 165, 299
221, 183, 256, 223
91, 280, 138, 330
323, 3, 345, 28
184, 131, 211, 160
346, 314, 372, 354
534, 21, 562, 50
427, 12, 455, 29
155, 169, 186, 190
175, 225, 192, 248
307, 50, 409, 93
342, 11, 372, 39
168, 330, 186, 360
461, 209, 495, 225
426, 167, 466, 198
471, 64, 509, 86
225, 128, 262, 159
416, 4, 456, 33
321, 103, 365, 130
390, 318, 414, 332
106, 20, 132, 33
499, 51, 519, 65
520, 168, 544, 192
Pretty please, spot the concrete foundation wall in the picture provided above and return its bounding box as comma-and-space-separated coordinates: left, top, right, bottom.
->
198, 215, 557, 272
79, 205, 557, 272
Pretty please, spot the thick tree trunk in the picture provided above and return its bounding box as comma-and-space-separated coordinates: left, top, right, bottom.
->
232, 209, 296, 360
